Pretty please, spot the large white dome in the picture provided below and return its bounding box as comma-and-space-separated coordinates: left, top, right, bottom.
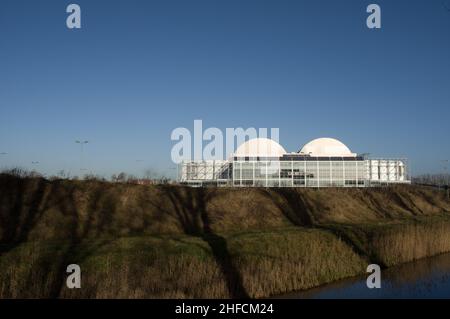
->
299, 138, 356, 157
234, 138, 286, 157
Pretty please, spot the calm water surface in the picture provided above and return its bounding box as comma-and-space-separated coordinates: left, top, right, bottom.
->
275, 252, 450, 298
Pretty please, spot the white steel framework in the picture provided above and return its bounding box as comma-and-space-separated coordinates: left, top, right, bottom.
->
179, 157, 410, 187
178, 138, 410, 187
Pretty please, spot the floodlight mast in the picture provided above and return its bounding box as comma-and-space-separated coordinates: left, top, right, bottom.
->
0, 152, 7, 169
442, 160, 449, 199
442, 160, 449, 184
166, 166, 178, 181
75, 140, 89, 172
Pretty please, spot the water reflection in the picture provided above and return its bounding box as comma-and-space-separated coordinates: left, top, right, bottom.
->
275, 252, 450, 298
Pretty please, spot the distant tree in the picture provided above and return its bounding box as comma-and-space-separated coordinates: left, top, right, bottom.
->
158, 175, 171, 184
29, 170, 43, 178
144, 169, 158, 180
57, 170, 69, 179
117, 172, 127, 183
4, 168, 30, 178
126, 174, 138, 184
413, 173, 450, 186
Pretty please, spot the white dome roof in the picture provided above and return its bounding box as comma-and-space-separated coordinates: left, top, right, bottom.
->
299, 138, 356, 157
234, 138, 286, 157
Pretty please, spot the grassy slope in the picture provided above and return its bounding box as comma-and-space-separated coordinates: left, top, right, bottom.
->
1, 174, 450, 298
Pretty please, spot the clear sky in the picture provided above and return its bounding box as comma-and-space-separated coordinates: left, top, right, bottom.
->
1, 0, 450, 178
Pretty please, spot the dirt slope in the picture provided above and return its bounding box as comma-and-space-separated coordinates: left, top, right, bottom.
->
1, 174, 449, 243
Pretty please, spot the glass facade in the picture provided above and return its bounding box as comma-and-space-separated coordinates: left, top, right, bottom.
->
232, 158, 367, 187
179, 157, 409, 187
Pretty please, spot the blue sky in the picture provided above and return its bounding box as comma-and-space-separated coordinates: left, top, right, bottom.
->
1, 0, 450, 178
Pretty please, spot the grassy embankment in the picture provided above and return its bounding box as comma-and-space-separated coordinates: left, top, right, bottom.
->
1, 174, 449, 298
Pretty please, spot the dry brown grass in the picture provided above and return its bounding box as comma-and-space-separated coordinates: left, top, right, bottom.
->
0, 229, 367, 298
228, 228, 366, 298
289, 186, 450, 224
371, 217, 450, 266
1, 174, 450, 298
1, 175, 449, 242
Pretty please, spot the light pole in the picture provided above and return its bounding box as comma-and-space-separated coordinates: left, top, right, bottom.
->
166, 166, 178, 182
75, 140, 89, 172
31, 161, 40, 175
442, 160, 449, 184
442, 160, 449, 199
135, 160, 145, 180
0, 152, 7, 171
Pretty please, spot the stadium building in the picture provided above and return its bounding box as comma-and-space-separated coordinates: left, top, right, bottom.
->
179, 137, 410, 187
